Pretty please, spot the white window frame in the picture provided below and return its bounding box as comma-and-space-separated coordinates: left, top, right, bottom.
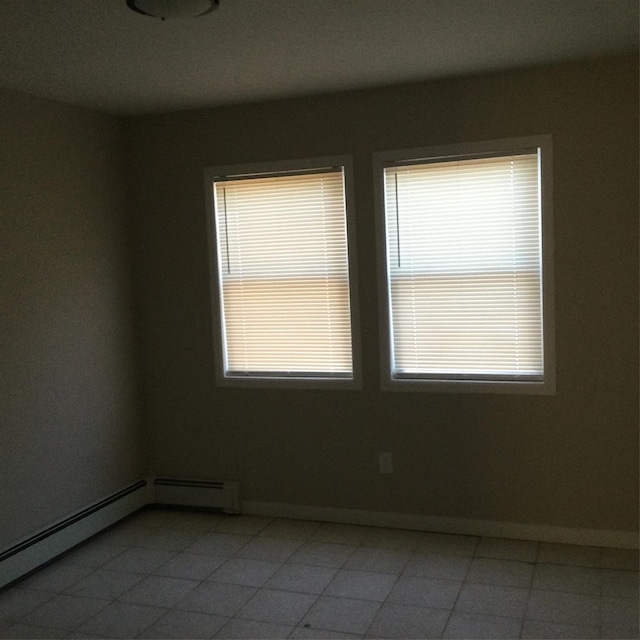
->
373, 136, 555, 394
204, 156, 361, 389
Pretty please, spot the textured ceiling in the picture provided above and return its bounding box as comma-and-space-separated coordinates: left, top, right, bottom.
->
0, 0, 637, 115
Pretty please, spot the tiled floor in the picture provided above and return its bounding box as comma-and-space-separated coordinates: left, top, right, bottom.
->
0, 509, 637, 639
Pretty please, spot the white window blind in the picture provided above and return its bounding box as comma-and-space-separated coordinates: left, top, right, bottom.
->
383, 151, 544, 381
213, 167, 354, 378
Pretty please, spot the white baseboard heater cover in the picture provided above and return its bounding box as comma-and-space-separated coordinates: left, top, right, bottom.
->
154, 477, 241, 514
0, 479, 151, 590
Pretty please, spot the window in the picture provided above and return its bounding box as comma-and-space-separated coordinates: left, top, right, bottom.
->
204, 157, 360, 387
374, 136, 555, 393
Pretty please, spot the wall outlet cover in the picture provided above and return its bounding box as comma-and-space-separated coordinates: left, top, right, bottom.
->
379, 451, 393, 474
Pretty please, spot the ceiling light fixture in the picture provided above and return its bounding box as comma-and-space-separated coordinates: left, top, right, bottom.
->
126, 0, 219, 20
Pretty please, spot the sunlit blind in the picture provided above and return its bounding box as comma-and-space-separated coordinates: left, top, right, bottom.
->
384, 152, 543, 380
213, 169, 353, 377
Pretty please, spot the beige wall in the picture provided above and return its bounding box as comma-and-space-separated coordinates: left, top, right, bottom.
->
1, 57, 635, 553
135, 54, 632, 533
0, 89, 144, 548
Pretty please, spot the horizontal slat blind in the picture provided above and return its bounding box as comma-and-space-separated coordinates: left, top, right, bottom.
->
214, 169, 353, 377
384, 153, 543, 379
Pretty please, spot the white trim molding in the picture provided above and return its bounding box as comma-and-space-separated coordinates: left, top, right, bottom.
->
2, 479, 636, 592
204, 155, 362, 390
243, 501, 638, 550
373, 135, 555, 395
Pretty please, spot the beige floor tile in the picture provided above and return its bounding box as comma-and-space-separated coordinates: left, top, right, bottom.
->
403, 551, 471, 580
9, 511, 635, 640
264, 563, 337, 594
288, 542, 356, 568
164, 511, 227, 533
211, 515, 273, 535
301, 596, 381, 635
537, 543, 601, 568
102, 547, 177, 574
65, 568, 143, 600
17, 564, 92, 593
94, 522, 152, 547
454, 583, 528, 618
601, 596, 639, 631
366, 602, 449, 639
325, 570, 397, 602
129, 508, 181, 528
60, 541, 128, 569
77, 600, 168, 638
465, 557, 534, 588
525, 589, 601, 626
418, 533, 479, 557
153, 551, 226, 580
443, 611, 523, 639
258, 519, 321, 540
208, 557, 281, 587
521, 619, 599, 639
532, 563, 601, 595
345, 547, 410, 574
21, 594, 109, 631
139, 609, 228, 638
475, 537, 538, 563
235, 536, 303, 563
134, 529, 199, 552
214, 617, 294, 638
388, 575, 461, 609
174, 581, 256, 617
186, 533, 252, 557
600, 625, 640, 639
0, 622, 65, 639
362, 528, 425, 552
290, 626, 363, 639
0, 587, 54, 621
118, 574, 199, 607
236, 588, 317, 626
310, 523, 371, 546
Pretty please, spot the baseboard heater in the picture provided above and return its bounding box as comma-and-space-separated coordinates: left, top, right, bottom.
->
0, 477, 241, 590
0, 479, 151, 590
154, 477, 241, 514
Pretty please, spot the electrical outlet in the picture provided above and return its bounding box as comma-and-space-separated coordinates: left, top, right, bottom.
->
378, 451, 393, 474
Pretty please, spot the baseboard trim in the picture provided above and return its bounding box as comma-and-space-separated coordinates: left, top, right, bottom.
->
0, 479, 153, 589
3, 482, 636, 591
242, 501, 639, 550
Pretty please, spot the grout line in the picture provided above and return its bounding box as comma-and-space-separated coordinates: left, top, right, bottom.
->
524, 539, 541, 635
293, 533, 368, 637
519, 545, 537, 638
598, 548, 604, 640
358, 545, 413, 639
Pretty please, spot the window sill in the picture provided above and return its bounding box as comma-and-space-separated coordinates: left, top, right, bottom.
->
381, 377, 555, 395
215, 375, 362, 390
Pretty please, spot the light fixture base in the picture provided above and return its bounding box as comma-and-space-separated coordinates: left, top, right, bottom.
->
126, 0, 219, 20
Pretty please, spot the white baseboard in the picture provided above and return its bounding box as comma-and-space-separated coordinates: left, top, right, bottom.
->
0, 479, 153, 590
3, 481, 636, 592
242, 501, 639, 550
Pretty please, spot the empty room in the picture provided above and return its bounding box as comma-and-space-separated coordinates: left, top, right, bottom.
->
1, 1, 638, 638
